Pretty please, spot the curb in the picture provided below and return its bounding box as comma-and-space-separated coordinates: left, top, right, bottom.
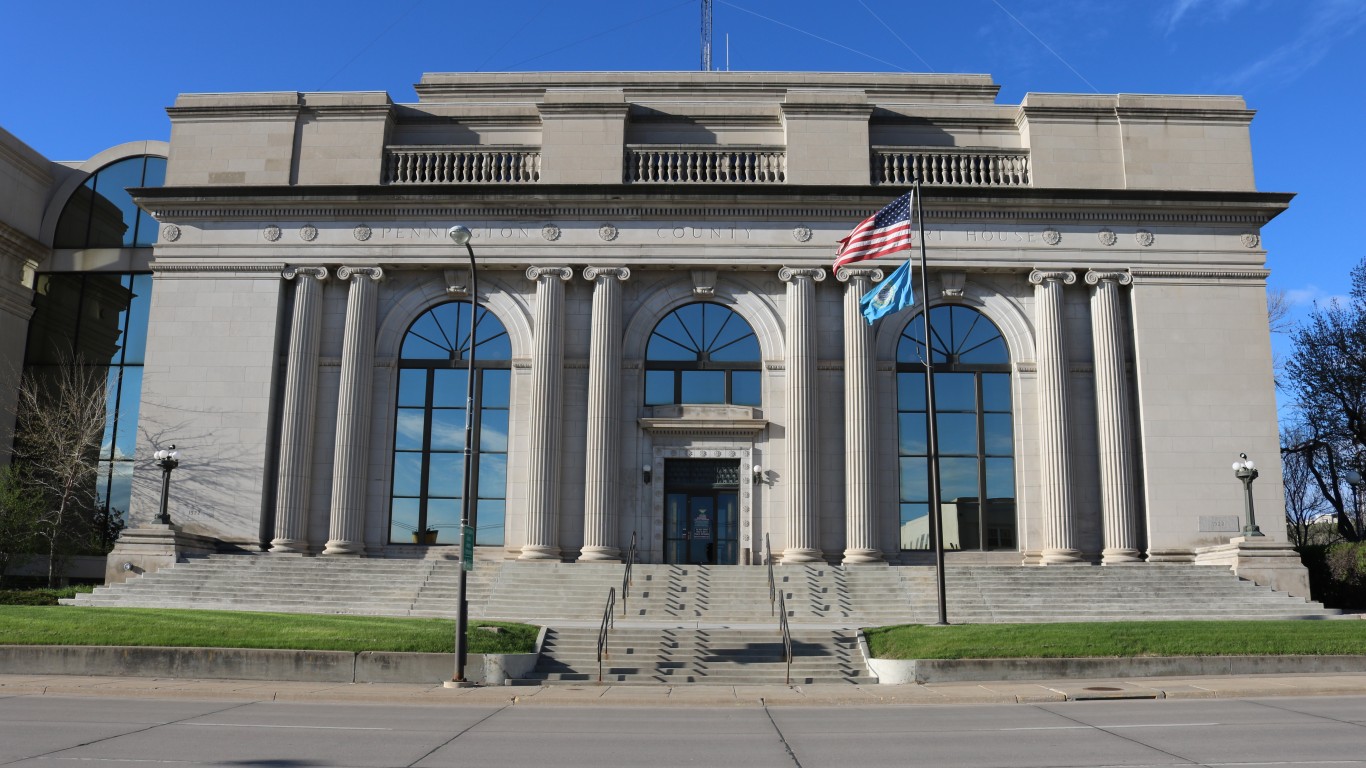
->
870, 654, 1366, 683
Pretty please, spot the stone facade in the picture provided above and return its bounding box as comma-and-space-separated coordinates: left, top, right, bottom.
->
0, 72, 1295, 582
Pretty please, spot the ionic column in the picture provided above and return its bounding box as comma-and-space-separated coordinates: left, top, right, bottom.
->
779, 266, 825, 564
1086, 270, 1142, 564
270, 266, 328, 554
837, 266, 884, 565
1029, 269, 1082, 564
579, 266, 631, 563
520, 266, 573, 561
323, 266, 383, 556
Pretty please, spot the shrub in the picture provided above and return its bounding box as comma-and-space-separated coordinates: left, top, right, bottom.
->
1301, 543, 1366, 610
0, 585, 93, 606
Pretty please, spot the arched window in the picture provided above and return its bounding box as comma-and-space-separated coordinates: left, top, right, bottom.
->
897, 305, 1016, 552
390, 302, 511, 546
54, 156, 167, 249
644, 302, 761, 406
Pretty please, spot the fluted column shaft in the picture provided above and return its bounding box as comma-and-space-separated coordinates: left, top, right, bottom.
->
579, 266, 630, 563
323, 266, 383, 556
520, 266, 573, 561
271, 266, 328, 554
1030, 269, 1082, 564
1087, 270, 1142, 564
837, 267, 884, 565
779, 267, 825, 564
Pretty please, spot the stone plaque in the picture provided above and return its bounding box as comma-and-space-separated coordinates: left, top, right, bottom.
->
1199, 515, 1241, 532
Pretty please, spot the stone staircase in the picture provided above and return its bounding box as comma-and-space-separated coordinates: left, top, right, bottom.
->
63, 554, 1338, 685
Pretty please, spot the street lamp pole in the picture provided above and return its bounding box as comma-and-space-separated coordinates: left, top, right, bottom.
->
447, 225, 478, 686
1231, 453, 1264, 537
153, 445, 180, 525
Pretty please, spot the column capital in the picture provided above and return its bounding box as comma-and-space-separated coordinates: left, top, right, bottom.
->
1029, 269, 1077, 286
835, 266, 883, 283
779, 266, 827, 283
282, 266, 329, 282
583, 266, 631, 282
1084, 270, 1133, 286
527, 266, 573, 282
336, 266, 383, 282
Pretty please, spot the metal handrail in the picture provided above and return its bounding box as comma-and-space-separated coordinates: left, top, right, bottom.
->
596, 586, 616, 683
777, 585, 793, 685
765, 533, 776, 616
621, 531, 636, 617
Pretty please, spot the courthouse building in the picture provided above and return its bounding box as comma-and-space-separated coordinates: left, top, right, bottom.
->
0, 71, 1293, 579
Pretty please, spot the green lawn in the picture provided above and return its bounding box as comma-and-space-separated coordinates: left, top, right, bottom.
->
864, 620, 1366, 660
0, 606, 537, 654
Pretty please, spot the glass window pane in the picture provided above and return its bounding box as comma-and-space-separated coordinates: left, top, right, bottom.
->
934, 372, 976, 411
986, 457, 1016, 499
94, 460, 112, 511
981, 373, 1011, 412
403, 310, 454, 360
680, 370, 725, 404
731, 370, 760, 406
959, 336, 1008, 364
645, 370, 674, 405
121, 274, 152, 363
940, 457, 979, 503
937, 412, 978, 456
87, 158, 143, 248
429, 409, 466, 451
392, 452, 423, 497
481, 369, 510, 408
709, 332, 759, 362
984, 414, 1014, 456
475, 500, 505, 545
899, 457, 928, 502
100, 367, 119, 460
985, 499, 1016, 550
898, 412, 926, 456
394, 408, 426, 451
425, 499, 460, 542
898, 372, 925, 411
478, 453, 508, 498
427, 452, 462, 497
108, 461, 133, 521
647, 334, 696, 361
26, 275, 83, 364
900, 504, 930, 550
480, 410, 509, 452
431, 369, 467, 407
112, 366, 141, 461
397, 370, 427, 407
667, 494, 688, 536
473, 307, 511, 359
390, 498, 421, 542
54, 184, 94, 248
77, 274, 128, 365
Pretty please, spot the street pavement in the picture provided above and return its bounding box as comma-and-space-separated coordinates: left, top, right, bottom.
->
5, 684, 1366, 767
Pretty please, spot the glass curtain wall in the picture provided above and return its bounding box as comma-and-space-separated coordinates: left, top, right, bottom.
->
390, 301, 511, 546
897, 305, 1017, 551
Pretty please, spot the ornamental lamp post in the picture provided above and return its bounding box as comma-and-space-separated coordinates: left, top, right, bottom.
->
153, 445, 181, 526
1231, 453, 1265, 537
446, 224, 479, 688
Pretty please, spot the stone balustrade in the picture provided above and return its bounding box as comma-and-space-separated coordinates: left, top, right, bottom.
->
384, 146, 542, 184
872, 147, 1031, 187
626, 146, 786, 184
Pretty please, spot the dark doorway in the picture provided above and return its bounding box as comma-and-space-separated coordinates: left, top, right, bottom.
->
664, 459, 740, 565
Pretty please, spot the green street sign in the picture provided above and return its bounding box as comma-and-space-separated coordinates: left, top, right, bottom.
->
461, 525, 474, 572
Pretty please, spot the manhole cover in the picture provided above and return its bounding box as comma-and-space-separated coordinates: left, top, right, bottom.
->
1083, 686, 1124, 691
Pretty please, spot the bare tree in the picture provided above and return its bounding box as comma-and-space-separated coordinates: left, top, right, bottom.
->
1268, 288, 1293, 335
11, 358, 110, 587
1282, 425, 1335, 548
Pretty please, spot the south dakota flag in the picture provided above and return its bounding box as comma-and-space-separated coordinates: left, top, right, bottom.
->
858, 258, 915, 325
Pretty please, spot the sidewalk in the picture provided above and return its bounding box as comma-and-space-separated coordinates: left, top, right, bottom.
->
4, 672, 1366, 707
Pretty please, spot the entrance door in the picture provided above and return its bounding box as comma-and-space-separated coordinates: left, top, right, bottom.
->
663, 459, 740, 565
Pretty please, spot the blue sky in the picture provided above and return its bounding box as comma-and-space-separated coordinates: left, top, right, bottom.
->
2, 0, 1363, 399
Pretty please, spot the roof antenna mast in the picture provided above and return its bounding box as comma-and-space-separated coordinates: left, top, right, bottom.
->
701, 0, 713, 71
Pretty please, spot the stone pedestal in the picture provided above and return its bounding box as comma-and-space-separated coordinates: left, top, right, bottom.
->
1194, 536, 1312, 600
104, 524, 219, 585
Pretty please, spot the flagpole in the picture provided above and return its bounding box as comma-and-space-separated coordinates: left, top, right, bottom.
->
913, 175, 949, 626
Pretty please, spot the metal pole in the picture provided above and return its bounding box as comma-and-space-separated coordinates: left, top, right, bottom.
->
913, 177, 948, 626
1240, 472, 1262, 536
454, 236, 478, 684
157, 464, 172, 525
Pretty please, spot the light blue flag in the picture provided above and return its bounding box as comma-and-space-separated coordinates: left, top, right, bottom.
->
860, 259, 916, 325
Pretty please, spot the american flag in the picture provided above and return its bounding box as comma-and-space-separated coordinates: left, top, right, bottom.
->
834, 191, 914, 269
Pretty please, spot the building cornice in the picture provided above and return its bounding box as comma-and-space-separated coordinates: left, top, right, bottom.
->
0, 219, 49, 263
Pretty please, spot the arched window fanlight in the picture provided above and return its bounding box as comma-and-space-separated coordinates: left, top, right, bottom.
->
54, 156, 167, 249
644, 302, 761, 407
